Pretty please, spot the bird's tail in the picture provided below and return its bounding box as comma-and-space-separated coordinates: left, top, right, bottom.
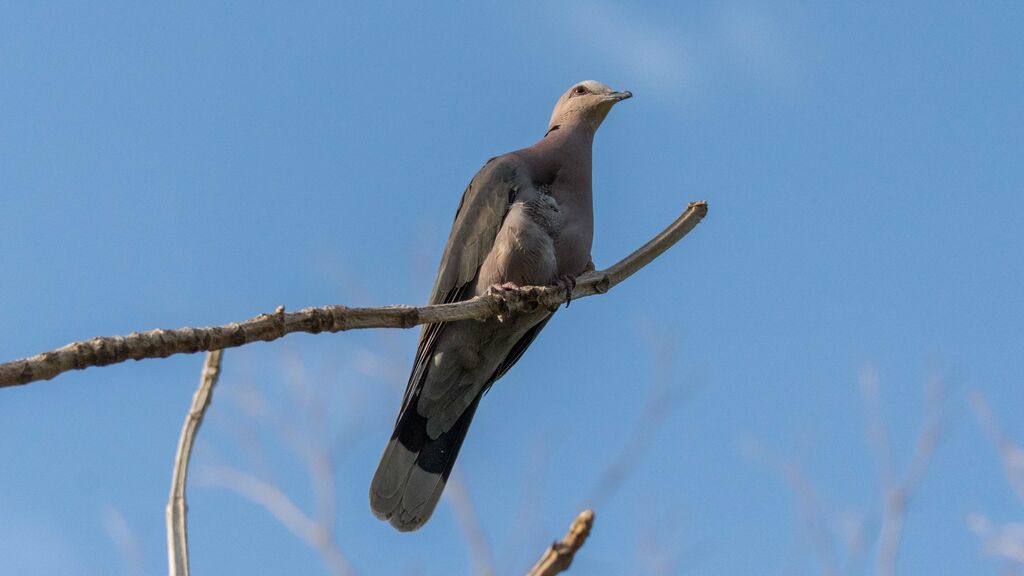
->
369, 396, 481, 531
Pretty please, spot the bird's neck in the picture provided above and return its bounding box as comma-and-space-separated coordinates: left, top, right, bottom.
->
522, 123, 594, 184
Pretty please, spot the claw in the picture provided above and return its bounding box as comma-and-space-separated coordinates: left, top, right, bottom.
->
557, 274, 577, 308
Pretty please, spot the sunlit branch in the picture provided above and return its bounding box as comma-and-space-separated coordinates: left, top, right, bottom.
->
0, 202, 708, 388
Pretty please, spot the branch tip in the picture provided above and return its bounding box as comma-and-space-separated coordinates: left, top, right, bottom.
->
527, 509, 596, 576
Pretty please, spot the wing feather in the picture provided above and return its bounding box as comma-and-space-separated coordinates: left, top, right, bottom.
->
429, 157, 520, 304
395, 156, 523, 424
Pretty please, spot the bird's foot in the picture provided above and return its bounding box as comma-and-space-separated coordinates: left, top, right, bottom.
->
487, 281, 521, 297
487, 282, 522, 322
556, 274, 577, 308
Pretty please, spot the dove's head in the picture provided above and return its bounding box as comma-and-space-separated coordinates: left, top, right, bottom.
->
547, 80, 632, 134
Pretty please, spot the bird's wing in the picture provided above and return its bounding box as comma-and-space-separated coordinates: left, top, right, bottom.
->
370, 156, 548, 531
394, 156, 523, 424
428, 156, 523, 305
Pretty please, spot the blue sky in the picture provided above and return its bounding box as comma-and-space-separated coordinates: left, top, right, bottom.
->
2, 1, 1022, 574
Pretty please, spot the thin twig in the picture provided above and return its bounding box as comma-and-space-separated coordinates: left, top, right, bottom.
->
166, 350, 223, 576
527, 510, 596, 576
0, 202, 708, 388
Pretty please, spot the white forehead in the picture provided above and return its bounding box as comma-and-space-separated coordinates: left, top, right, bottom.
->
574, 80, 612, 93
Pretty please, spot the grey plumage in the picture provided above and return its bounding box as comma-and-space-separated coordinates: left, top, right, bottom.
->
370, 80, 631, 531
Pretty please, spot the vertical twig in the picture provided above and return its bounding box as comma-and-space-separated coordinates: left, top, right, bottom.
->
167, 350, 223, 576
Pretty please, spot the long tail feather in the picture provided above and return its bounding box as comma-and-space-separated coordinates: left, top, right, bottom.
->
369, 396, 481, 531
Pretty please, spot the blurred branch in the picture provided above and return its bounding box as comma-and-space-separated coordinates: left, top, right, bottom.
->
969, 391, 1024, 504
166, 350, 223, 576
200, 466, 355, 576
446, 468, 496, 576
968, 514, 1024, 565
527, 510, 595, 576
587, 334, 691, 508
105, 508, 144, 576
203, 362, 356, 576
742, 440, 839, 576
635, 513, 695, 576
0, 201, 708, 388
860, 368, 945, 576
968, 391, 1024, 566
742, 369, 945, 576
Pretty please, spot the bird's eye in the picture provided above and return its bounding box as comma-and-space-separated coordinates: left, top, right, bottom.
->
572, 86, 588, 96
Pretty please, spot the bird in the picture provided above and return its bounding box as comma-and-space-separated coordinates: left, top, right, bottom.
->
369, 80, 632, 531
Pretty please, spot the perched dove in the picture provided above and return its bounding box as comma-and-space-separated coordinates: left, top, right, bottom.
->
370, 80, 632, 531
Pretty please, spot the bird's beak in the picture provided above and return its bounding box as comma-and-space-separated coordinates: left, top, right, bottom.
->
607, 90, 633, 102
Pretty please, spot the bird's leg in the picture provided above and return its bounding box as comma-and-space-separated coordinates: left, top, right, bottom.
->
556, 274, 577, 308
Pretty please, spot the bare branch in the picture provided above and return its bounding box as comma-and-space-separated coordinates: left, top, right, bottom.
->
166, 350, 223, 576
0, 201, 708, 388
526, 510, 595, 576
